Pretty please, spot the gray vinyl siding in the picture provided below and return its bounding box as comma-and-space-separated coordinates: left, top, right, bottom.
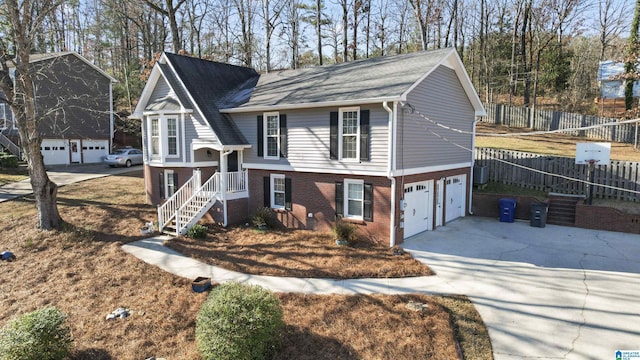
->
143, 76, 221, 164
233, 103, 388, 173
397, 65, 475, 169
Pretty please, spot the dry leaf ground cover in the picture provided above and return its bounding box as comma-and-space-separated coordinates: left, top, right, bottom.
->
166, 227, 433, 279
0, 171, 492, 359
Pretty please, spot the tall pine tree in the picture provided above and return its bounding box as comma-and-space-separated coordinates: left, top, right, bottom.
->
625, 0, 640, 110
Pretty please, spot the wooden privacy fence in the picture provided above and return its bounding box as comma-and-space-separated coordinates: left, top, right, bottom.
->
475, 148, 640, 202
483, 103, 639, 144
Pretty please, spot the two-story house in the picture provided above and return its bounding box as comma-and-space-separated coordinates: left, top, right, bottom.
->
132, 49, 485, 246
0, 52, 117, 165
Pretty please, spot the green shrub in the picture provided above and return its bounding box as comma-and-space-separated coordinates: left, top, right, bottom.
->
187, 224, 208, 239
251, 207, 275, 229
0, 306, 72, 360
0, 154, 18, 168
196, 282, 284, 360
333, 220, 358, 243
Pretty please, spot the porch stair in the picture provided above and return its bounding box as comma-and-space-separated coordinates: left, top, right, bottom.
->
546, 193, 585, 226
0, 131, 21, 158
158, 172, 221, 236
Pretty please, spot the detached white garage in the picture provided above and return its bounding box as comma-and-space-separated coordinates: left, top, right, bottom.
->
40, 139, 109, 165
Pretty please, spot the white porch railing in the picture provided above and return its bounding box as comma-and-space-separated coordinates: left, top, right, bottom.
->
158, 170, 248, 234
157, 172, 200, 232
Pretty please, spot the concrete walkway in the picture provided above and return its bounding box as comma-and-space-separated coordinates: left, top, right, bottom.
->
0, 164, 142, 202
123, 217, 640, 360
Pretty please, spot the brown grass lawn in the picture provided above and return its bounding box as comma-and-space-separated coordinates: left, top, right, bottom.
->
0, 166, 29, 186
476, 122, 640, 162
166, 227, 433, 279
0, 172, 492, 359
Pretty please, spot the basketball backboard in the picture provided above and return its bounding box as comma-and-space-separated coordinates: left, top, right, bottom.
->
575, 142, 611, 165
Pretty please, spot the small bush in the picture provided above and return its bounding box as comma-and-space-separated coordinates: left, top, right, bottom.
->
0, 154, 18, 168
187, 224, 208, 239
333, 220, 358, 243
0, 306, 72, 360
196, 282, 284, 360
251, 207, 275, 229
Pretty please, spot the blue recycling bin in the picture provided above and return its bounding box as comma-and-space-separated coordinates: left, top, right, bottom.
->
499, 198, 516, 223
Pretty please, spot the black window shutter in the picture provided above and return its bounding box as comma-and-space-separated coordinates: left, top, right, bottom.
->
173, 173, 178, 189
257, 115, 264, 157
335, 181, 344, 217
284, 178, 292, 210
263, 176, 270, 207
363, 183, 373, 221
330, 112, 338, 160
280, 114, 287, 158
360, 110, 370, 161
159, 172, 165, 200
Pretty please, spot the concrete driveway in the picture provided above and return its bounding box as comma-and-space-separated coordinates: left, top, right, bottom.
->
403, 217, 640, 360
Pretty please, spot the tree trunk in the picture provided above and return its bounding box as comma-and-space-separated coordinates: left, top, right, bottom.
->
317, 0, 323, 65
625, 0, 640, 111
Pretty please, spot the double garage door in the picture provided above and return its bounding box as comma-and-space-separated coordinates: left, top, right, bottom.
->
40, 139, 108, 165
403, 174, 467, 239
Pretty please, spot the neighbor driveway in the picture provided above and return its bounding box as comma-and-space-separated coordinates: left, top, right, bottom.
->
0, 164, 142, 202
403, 217, 640, 360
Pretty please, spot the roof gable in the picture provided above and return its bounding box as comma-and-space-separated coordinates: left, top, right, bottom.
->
163, 53, 259, 145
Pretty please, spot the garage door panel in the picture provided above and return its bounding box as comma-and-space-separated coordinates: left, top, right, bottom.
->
445, 174, 466, 223
82, 140, 108, 163
41, 139, 69, 165
403, 180, 434, 239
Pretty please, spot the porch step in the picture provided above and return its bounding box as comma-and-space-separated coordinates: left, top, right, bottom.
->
547, 194, 584, 226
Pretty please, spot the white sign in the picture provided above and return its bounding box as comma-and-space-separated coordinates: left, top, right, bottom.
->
617, 350, 640, 360
576, 142, 611, 165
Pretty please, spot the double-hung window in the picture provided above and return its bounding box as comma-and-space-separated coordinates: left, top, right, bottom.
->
150, 118, 160, 156
339, 108, 359, 161
344, 179, 364, 219
270, 174, 286, 209
265, 112, 280, 159
335, 179, 373, 221
167, 117, 178, 156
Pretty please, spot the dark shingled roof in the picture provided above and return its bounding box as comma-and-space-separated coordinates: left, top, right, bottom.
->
163, 52, 259, 146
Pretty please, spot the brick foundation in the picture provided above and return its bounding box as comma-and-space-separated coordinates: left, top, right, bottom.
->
144, 165, 217, 205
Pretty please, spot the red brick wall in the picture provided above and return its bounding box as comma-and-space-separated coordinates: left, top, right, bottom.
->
208, 198, 249, 226
144, 165, 217, 205
471, 193, 545, 220
575, 204, 640, 234
248, 169, 392, 244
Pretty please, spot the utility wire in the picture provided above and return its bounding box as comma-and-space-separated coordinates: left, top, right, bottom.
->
406, 106, 640, 196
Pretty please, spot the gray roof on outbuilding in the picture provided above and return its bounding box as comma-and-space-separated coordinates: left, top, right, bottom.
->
230, 48, 453, 110
163, 52, 259, 145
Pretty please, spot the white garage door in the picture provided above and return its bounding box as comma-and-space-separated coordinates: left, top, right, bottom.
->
41, 139, 69, 165
445, 174, 466, 223
403, 180, 434, 239
82, 140, 108, 163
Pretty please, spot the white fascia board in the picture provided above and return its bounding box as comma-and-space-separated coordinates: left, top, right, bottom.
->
394, 162, 472, 176
220, 96, 401, 114
133, 61, 165, 116
243, 162, 387, 177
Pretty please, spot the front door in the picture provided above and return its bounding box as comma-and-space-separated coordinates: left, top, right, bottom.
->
70, 140, 81, 163
227, 151, 238, 172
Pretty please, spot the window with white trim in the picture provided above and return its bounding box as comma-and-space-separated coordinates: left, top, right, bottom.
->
150, 118, 160, 156
264, 112, 280, 159
165, 170, 177, 198
167, 117, 178, 156
270, 174, 285, 209
339, 107, 360, 160
344, 179, 364, 219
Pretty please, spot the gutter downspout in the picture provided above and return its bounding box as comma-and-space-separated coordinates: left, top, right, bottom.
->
469, 118, 480, 215
221, 149, 234, 226
383, 101, 396, 247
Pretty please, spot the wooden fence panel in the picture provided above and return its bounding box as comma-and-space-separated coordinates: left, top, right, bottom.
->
475, 147, 640, 201
481, 103, 638, 144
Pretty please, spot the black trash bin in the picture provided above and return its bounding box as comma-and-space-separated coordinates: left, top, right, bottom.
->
530, 203, 549, 228
499, 198, 517, 223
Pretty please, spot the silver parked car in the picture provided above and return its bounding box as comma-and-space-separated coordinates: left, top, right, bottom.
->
103, 148, 143, 167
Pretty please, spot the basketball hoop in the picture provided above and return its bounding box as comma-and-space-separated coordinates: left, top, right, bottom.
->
586, 159, 600, 166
